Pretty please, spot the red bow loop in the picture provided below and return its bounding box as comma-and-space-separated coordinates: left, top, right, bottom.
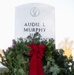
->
38, 44, 46, 59
27, 44, 38, 56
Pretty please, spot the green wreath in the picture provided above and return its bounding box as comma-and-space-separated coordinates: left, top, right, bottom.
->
0, 32, 74, 75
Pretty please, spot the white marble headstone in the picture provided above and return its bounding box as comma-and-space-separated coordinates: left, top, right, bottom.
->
15, 3, 55, 40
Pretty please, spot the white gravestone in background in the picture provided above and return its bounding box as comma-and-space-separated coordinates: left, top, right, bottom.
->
15, 3, 55, 40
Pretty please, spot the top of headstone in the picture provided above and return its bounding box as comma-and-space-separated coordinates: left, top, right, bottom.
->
15, 3, 54, 8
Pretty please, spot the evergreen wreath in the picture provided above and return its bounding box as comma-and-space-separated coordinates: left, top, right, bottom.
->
0, 32, 74, 75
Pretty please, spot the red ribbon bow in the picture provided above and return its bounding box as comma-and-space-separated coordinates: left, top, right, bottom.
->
28, 44, 46, 75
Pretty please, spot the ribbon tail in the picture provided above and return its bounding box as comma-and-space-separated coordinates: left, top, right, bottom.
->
37, 58, 44, 75
29, 53, 37, 75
